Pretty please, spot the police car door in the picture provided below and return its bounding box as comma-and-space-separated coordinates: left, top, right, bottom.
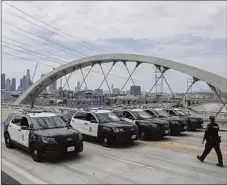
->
86, 113, 98, 137
20, 116, 30, 147
71, 111, 87, 134
8, 115, 23, 143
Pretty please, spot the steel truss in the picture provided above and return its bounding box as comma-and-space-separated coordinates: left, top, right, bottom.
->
181, 77, 199, 101
120, 61, 141, 92
97, 61, 116, 93
147, 65, 169, 95
154, 65, 174, 98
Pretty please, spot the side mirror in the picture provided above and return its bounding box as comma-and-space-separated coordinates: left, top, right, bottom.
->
90, 120, 98, 123
21, 125, 28, 130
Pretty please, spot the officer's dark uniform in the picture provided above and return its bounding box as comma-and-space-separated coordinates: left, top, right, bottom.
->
197, 116, 223, 167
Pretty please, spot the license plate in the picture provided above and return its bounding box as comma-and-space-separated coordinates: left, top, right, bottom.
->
165, 130, 169, 134
67, 146, 75, 152
184, 126, 187, 129
131, 135, 136, 139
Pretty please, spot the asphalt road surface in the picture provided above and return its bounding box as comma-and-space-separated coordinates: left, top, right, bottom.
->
1, 110, 227, 184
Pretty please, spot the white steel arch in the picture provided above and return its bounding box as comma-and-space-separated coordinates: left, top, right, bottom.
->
14, 53, 227, 105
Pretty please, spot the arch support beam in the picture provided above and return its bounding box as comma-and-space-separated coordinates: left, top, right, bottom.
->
154, 65, 174, 97
182, 77, 200, 101
13, 53, 227, 105
148, 65, 169, 95
120, 61, 141, 93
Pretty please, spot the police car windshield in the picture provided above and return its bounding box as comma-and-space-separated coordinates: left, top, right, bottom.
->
31, 116, 68, 130
132, 110, 152, 119
154, 110, 170, 117
96, 112, 121, 123
175, 110, 187, 116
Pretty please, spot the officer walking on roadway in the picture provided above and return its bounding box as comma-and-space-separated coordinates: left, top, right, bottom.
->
197, 116, 223, 167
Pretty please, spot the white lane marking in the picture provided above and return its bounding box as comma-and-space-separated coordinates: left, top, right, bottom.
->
2, 158, 47, 184
104, 155, 154, 170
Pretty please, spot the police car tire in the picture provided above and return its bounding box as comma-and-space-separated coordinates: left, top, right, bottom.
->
5, 133, 14, 148
100, 134, 110, 147
30, 144, 42, 162
139, 129, 148, 140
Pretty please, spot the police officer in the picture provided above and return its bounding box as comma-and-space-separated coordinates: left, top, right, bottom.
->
197, 116, 223, 167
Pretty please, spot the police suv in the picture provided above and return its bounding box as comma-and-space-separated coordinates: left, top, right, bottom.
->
70, 109, 138, 147
4, 111, 83, 162
144, 108, 187, 135
113, 109, 170, 140
164, 108, 204, 131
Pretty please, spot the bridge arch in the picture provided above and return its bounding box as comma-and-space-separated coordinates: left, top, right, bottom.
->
14, 53, 227, 105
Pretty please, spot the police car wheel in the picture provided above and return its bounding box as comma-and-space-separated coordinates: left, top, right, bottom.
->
139, 130, 148, 140
30, 146, 42, 162
5, 133, 13, 148
101, 134, 110, 147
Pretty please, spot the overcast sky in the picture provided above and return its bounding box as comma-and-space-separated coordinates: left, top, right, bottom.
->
2, 1, 227, 93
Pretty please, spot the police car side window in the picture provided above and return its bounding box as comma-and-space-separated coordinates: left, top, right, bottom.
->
21, 117, 29, 127
86, 113, 96, 122
74, 112, 87, 120
169, 110, 175, 116
11, 115, 22, 126
147, 110, 155, 117
123, 111, 133, 119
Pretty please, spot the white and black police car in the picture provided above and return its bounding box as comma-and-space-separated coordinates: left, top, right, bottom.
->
164, 108, 204, 131
144, 108, 188, 135
113, 109, 170, 140
70, 109, 138, 147
4, 110, 83, 162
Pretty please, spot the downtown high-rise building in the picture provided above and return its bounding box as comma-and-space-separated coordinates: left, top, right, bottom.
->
20, 78, 23, 90
11, 78, 16, 91
1, 73, 6, 89
5, 78, 11, 91
22, 75, 28, 90
27, 69, 31, 86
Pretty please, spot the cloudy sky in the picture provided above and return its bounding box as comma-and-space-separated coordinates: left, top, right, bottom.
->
2, 1, 227, 93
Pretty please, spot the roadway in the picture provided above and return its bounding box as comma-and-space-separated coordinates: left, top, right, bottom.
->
1, 109, 227, 184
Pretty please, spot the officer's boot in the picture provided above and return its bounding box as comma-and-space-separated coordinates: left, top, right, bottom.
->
197, 156, 204, 162
216, 163, 223, 167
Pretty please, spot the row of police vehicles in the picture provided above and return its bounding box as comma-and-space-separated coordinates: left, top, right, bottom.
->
4, 106, 204, 162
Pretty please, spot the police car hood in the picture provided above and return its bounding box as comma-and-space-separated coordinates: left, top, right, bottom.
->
164, 116, 186, 122
175, 115, 202, 120
104, 121, 135, 128
33, 127, 80, 137
138, 118, 169, 125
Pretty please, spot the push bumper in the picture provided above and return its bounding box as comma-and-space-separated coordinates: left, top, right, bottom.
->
171, 124, 188, 133
40, 140, 83, 156
113, 131, 138, 144
147, 127, 170, 139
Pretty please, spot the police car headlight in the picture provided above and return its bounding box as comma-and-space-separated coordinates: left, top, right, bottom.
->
79, 132, 83, 141
113, 128, 124, 132
41, 137, 57, 144
171, 121, 178, 124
